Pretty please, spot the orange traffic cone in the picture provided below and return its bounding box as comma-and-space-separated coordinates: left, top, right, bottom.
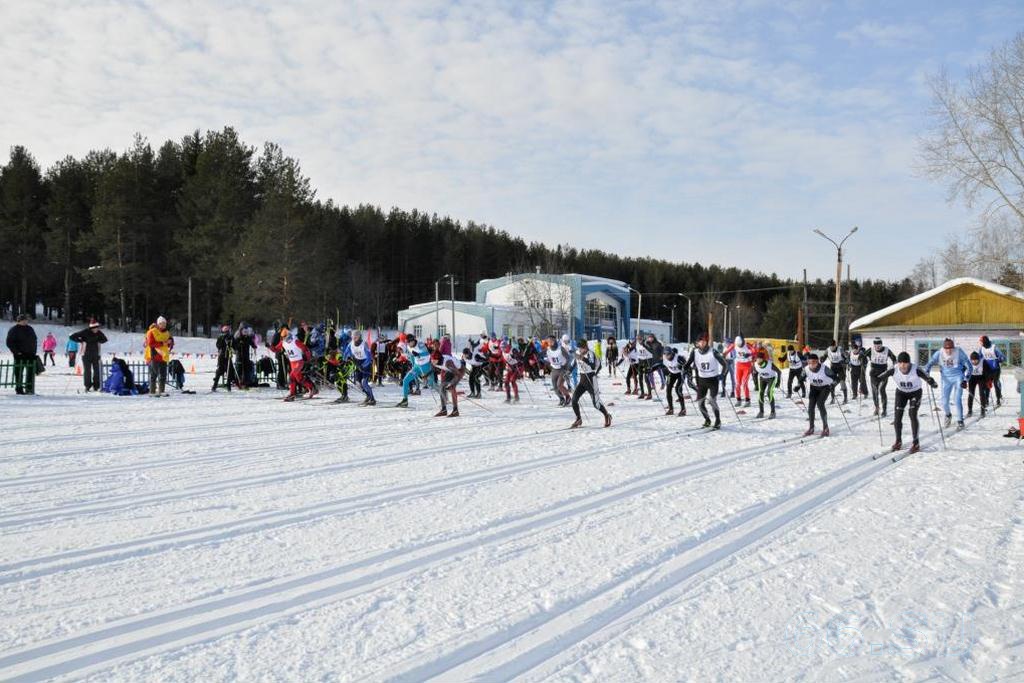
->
75, 364, 82, 376
189, 363, 196, 375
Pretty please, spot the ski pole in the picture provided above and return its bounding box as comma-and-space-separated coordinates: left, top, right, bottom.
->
724, 392, 744, 426
836, 396, 855, 435
928, 384, 947, 451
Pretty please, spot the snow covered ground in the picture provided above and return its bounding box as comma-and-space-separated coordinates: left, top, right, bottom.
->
2, 324, 1024, 681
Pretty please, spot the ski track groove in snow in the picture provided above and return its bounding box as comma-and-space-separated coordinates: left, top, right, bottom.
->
0, 415, 861, 681
2, 346, 1020, 683
381, 417, 981, 682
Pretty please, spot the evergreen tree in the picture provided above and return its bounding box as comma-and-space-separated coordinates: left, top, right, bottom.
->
0, 146, 47, 316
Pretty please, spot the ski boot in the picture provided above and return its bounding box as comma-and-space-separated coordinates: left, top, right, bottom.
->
677, 407, 686, 417
365, 398, 377, 406
712, 418, 721, 430
956, 420, 965, 431
908, 441, 920, 454
944, 414, 952, 428
769, 407, 776, 420
434, 408, 448, 417
891, 440, 902, 452
604, 412, 612, 428
803, 427, 815, 437
967, 409, 973, 417
569, 418, 583, 429
820, 426, 830, 437
282, 394, 297, 402
873, 407, 879, 416
514, 396, 520, 403
702, 418, 712, 428
665, 407, 674, 416
448, 408, 459, 417
756, 408, 765, 419
333, 396, 350, 404
395, 397, 409, 408
744, 399, 751, 408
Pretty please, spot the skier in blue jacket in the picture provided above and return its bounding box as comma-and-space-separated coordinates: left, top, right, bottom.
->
397, 335, 435, 408
343, 330, 376, 406
978, 335, 1006, 407
924, 337, 971, 430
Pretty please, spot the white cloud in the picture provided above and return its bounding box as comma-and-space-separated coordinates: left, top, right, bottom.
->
837, 21, 928, 48
0, 0, 986, 280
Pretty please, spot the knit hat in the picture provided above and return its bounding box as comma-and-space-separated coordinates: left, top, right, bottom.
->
156, 316, 167, 326
897, 351, 911, 363
89, 319, 100, 328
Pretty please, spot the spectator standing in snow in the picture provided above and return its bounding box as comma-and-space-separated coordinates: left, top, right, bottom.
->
145, 316, 174, 396
41, 332, 57, 366
69, 320, 108, 392
5, 314, 37, 395
65, 335, 78, 367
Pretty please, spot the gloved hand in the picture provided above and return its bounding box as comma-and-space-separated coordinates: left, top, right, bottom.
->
960, 380, 968, 389
929, 379, 938, 389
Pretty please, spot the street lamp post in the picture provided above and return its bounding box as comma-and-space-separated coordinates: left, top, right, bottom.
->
813, 226, 858, 344
677, 293, 692, 346
628, 287, 642, 338
662, 304, 677, 344
443, 273, 457, 339
715, 300, 728, 343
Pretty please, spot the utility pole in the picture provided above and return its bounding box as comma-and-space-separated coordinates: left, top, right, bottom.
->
715, 300, 728, 343
663, 304, 677, 343
814, 226, 858, 344
187, 277, 192, 336
677, 293, 692, 345
447, 274, 457, 339
802, 269, 808, 349
434, 280, 440, 338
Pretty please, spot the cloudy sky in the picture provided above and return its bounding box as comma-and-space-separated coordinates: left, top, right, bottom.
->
2, 0, 1021, 281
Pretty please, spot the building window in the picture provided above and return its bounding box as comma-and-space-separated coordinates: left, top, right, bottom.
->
502, 324, 512, 338
513, 300, 524, 307
438, 324, 447, 337
413, 325, 422, 338
516, 325, 525, 339
529, 299, 540, 308
543, 299, 553, 309
585, 299, 618, 332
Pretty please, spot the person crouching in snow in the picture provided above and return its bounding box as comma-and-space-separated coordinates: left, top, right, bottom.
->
878, 351, 938, 454
271, 326, 317, 401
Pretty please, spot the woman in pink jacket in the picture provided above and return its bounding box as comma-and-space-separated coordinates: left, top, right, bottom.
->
42, 332, 57, 366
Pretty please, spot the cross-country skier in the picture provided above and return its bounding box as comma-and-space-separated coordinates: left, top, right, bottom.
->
663, 347, 686, 416
848, 341, 868, 400
622, 340, 639, 394
270, 326, 317, 401
466, 335, 488, 398
924, 337, 970, 430
502, 340, 522, 402
344, 330, 376, 406
868, 337, 897, 417
752, 351, 782, 419
569, 338, 612, 428
634, 336, 653, 399
825, 340, 848, 405
966, 352, 989, 418
798, 354, 835, 437
434, 337, 464, 417
724, 335, 754, 406
544, 334, 572, 406
683, 334, 728, 430
878, 351, 938, 454
782, 344, 806, 399
642, 333, 664, 398
978, 335, 1005, 407
396, 334, 434, 408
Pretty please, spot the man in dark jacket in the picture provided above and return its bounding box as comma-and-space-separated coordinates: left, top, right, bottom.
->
5, 314, 38, 395
212, 324, 234, 391
69, 319, 108, 392
232, 323, 257, 389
